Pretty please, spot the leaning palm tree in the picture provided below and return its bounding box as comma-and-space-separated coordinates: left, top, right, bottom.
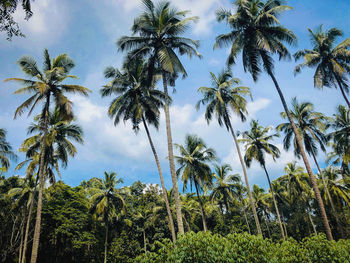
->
294, 25, 350, 107
89, 172, 126, 263
240, 119, 285, 239
327, 105, 350, 177
100, 57, 176, 243
210, 164, 240, 214
196, 69, 262, 235
5, 49, 90, 262
215, 0, 332, 240
175, 135, 216, 232
0, 128, 17, 171
117, 0, 201, 234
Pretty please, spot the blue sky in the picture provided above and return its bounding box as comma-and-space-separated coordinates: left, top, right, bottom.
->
1, 0, 349, 190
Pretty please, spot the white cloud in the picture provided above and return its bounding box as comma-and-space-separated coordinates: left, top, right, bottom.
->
0, 0, 70, 48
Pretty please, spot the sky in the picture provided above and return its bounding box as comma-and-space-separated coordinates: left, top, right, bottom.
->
1, 0, 350, 190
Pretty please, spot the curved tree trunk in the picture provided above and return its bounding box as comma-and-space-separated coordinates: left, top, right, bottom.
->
194, 181, 208, 232
161, 73, 184, 235
18, 211, 25, 263
21, 197, 34, 263
227, 120, 262, 235
310, 151, 344, 237
142, 117, 177, 243
30, 94, 50, 263
262, 164, 285, 240
335, 76, 350, 108
263, 215, 271, 238
143, 229, 147, 253
308, 211, 317, 235
268, 71, 333, 240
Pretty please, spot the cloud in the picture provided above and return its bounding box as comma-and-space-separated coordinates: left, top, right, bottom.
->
0, 0, 70, 49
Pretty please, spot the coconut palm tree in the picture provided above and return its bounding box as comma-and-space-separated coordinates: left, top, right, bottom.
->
251, 185, 272, 238
101, 57, 176, 242
210, 164, 240, 214
215, 0, 333, 240
89, 172, 126, 263
327, 105, 350, 177
117, 0, 201, 234
5, 49, 90, 262
7, 175, 36, 263
175, 135, 216, 232
294, 26, 350, 107
196, 69, 262, 234
240, 119, 285, 239
0, 128, 17, 171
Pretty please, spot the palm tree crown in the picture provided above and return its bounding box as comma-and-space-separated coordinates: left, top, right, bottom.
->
277, 98, 328, 158
215, 0, 297, 80
294, 25, 350, 106
240, 119, 280, 168
0, 128, 17, 171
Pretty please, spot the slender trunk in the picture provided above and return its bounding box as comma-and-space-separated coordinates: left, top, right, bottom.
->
194, 182, 208, 232
268, 71, 333, 240
311, 151, 344, 237
104, 223, 108, 263
18, 211, 25, 263
22, 197, 34, 263
161, 73, 184, 234
264, 215, 271, 238
143, 229, 146, 253
183, 216, 192, 232
243, 208, 251, 234
308, 212, 317, 235
262, 164, 285, 240
30, 94, 50, 263
142, 117, 176, 243
223, 194, 229, 214
335, 75, 350, 108
227, 120, 262, 235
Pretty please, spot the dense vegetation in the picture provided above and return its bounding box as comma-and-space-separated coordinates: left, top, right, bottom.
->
1, 0, 350, 262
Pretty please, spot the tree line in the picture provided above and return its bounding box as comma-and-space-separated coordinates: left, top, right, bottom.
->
1, 0, 350, 262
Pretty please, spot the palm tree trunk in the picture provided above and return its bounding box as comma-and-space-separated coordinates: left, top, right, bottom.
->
262, 164, 285, 240
227, 120, 262, 235
335, 75, 350, 108
308, 211, 317, 235
310, 151, 344, 237
30, 94, 50, 263
194, 182, 208, 232
142, 117, 177, 243
268, 71, 333, 240
161, 72, 184, 235
18, 211, 25, 263
21, 196, 34, 263
104, 223, 108, 263
243, 208, 251, 234
143, 229, 147, 253
263, 215, 271, 238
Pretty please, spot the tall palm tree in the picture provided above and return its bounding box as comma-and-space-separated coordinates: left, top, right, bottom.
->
215, 0, 333, 240
175, 135, 216, 232
0, 128, 17, 171
210, 164, 240, 214
294, 25, 350, 107
251, 184, 271, 238
7, 175, 36, 263
89, 172, 126, 263
100, 57, 176, 243
196, 69, 262, 234
240, 120, 285, 239
276, 98, 341, 226
117, 0, 201, 234
327, 105, 350, 177
5, 49, 90, 262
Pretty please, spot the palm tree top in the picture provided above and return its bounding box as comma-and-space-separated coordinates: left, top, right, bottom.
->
5, 49, 91, 120
197, 69, 251, 130
215, 0, 297, 81
240, 119, 280, 167
117, 0, 201, 78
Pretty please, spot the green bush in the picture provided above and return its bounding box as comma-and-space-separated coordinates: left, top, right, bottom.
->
134, 232, 350, 263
